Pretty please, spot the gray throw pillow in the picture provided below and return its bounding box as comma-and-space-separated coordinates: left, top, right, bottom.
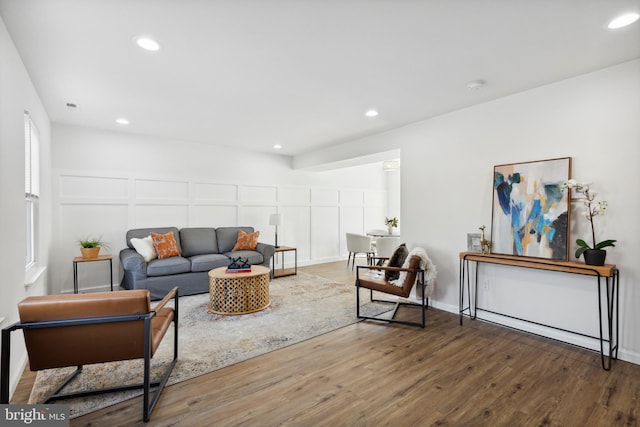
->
385, 243, 408, 281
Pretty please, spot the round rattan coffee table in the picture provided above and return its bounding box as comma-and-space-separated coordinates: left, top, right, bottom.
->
208, 265, 271, 315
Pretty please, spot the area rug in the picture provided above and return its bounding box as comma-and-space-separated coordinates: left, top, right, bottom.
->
28, 272, 390, 418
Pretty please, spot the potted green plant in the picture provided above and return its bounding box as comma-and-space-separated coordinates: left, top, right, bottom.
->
78, 236, 106, 259
384, 216, 399, 234
563, 180, 616, 266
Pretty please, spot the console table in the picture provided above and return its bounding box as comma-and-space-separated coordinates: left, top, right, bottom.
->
459, 252, 619, 370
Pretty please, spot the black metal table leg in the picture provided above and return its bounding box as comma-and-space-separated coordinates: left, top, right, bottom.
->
614, 269, 620, 360
472, 260, 478, 319
459, 259, 464, 325
73, 261, 78, 294
109, 258, 113, 291
597, 271, 620, 371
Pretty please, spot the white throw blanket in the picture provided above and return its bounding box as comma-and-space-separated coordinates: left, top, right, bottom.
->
390, 246, 437, 297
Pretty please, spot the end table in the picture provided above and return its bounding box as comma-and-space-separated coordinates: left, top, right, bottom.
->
272, 246, 297, 278
73, 254, 113, 293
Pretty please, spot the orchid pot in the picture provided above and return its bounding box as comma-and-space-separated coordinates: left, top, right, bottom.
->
563, 180, 616, 266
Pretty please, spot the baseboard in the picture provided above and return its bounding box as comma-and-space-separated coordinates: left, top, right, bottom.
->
8, 353, 28, 402
468, 310, 602, 352
430, 300, 458, 313
435, 300, 602, 351
430, 299, 639, 365
619, 349, 640, 365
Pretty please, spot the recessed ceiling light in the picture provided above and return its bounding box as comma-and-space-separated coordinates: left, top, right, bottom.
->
273, 144, 283, 149
115, 118, 129, 125
608, 13, 639, 29
466, 79, 486, 90
365, 110, 379, 117
135, 37, 160, 51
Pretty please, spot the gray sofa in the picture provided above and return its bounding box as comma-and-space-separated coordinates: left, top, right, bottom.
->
120, 226, 275, 299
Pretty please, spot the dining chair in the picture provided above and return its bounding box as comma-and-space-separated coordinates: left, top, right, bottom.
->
346, 233, 374, 270
371, 236, 402, 265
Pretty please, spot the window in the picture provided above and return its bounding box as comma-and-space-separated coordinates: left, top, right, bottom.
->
25, 111, 39, 269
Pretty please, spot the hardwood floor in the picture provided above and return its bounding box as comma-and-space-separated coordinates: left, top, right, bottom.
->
11, 260, 640, 426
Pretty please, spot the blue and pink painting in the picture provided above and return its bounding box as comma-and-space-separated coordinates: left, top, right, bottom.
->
491, 157, 571, 260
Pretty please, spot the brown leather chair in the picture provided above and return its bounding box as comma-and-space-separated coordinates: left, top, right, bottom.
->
356, 255, 427, 327
1, 287, 178, 422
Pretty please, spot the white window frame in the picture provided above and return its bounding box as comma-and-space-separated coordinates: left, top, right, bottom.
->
25, 111, 40, 270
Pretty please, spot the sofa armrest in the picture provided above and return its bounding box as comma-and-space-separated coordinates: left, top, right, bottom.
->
120, 248, 147, 279
255, 242, 275, 268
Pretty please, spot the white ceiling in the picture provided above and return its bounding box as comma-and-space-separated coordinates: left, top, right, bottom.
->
1, 0, 639, 156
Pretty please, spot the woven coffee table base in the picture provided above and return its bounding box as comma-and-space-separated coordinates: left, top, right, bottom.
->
208, 266, 271, 315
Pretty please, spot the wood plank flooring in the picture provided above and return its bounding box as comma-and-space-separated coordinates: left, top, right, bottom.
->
11, 260, 640, 426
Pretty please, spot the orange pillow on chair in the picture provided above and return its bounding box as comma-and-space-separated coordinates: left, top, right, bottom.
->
150, 231, 181, 259
232, 230, 260, 251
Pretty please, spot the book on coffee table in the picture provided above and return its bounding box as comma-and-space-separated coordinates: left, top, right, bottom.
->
225, 266, 252, 273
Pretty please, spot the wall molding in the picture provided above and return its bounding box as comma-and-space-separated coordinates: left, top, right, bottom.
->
52, 168, 387, 295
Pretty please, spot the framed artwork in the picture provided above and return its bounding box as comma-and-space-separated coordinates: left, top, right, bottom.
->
491, 157, 571, 260
467, 233, 482, 252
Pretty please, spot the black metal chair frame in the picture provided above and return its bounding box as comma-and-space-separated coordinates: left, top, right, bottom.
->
1, 287, 179, 422
356, 265, 427, 328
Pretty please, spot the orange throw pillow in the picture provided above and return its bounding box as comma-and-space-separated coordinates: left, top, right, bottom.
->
150, 231, 181, 259
232, 230, 260, 251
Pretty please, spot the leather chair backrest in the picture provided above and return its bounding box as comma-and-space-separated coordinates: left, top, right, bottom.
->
18, 290, 151, 371
400, 255, 422, 296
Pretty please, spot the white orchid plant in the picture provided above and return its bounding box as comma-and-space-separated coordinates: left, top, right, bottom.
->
562, 179, 616, 258
384, 217, 399, 228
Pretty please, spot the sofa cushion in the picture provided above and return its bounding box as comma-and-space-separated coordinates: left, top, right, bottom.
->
189, 254, 230, 272
216, 227, 255, 253
232, 230, 260, 251
147, 257, 191, 277
130, 236, 157, 262
151, 231, 181, 259
224, 250, 264, 265
126, 227, 182, 251
180, 228, 219, 257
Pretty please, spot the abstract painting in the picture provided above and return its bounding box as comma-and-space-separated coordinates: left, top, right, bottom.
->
491, 157, 571, 260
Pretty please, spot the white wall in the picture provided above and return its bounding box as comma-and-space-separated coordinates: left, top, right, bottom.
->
295, 60, 640, 364
0, 17, 52, 397
385, 168, 401, 233
51, 124, 389, 294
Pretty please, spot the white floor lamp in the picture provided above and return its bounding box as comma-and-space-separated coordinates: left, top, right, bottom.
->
269, 213, 282, 248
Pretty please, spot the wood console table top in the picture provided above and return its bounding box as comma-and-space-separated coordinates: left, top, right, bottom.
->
459, 252, 616, 277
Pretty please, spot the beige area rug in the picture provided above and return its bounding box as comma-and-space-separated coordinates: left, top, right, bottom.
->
29, 272, 390, 418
